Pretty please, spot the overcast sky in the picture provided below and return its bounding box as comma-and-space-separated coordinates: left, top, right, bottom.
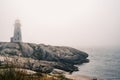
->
0, 0, 120, 48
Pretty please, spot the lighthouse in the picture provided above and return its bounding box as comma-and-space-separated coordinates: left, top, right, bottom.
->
11, 19, 22, 42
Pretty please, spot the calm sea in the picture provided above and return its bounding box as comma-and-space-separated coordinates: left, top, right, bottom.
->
72, 47, 120, 80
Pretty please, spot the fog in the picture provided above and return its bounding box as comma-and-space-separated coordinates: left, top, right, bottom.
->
0, 0, 120, 48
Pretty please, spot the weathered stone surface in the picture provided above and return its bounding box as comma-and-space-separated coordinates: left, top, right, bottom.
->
0, 42, 89, 72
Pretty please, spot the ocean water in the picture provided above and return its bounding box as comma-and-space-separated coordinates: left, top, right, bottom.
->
72, 47, 120, 80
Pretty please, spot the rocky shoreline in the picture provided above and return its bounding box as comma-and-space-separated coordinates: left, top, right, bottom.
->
0, 42, 89, 73
0, 42, 94, 80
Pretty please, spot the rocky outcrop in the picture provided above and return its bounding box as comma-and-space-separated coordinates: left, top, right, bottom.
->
0, 42, 89, 73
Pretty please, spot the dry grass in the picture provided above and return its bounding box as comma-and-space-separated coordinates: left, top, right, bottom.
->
0, 65, 72, 80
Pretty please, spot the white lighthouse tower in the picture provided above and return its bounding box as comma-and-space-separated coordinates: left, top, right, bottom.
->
11, 19, 22, 42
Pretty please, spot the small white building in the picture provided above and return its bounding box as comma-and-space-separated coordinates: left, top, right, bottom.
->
11, 19, 22, 42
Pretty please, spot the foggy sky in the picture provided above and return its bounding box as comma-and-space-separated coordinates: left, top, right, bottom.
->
0, 0, 120, 48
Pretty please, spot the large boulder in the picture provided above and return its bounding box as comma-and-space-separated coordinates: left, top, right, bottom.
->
28, 43, 89, 64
